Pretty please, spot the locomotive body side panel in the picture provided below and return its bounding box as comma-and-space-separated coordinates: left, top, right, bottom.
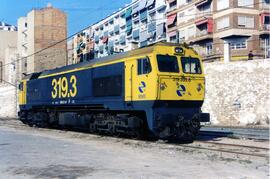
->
25, 62, 125, 110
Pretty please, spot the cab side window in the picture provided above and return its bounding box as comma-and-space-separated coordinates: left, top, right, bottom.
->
137, 57, 151, 75
18, 83, 23, 91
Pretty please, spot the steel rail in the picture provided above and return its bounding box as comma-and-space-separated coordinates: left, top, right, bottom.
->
195, 141, 269, 151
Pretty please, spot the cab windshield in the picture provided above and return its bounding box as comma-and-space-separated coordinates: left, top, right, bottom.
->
181, 57, 202, 74
157, 55, 179, 73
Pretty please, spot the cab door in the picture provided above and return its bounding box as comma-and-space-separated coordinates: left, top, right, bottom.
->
124, 59, 136, 103
125, 55, 155, 103
19, 81, 27, 105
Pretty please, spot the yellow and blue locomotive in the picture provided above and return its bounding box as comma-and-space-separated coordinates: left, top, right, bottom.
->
18, 42, 209, 139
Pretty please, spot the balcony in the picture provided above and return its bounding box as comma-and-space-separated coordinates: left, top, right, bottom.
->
259, 24, 270, 35
188, 30, 213, 43
260, 1, 270, 11
195, 11, 212, 20
167, 0, 177, 13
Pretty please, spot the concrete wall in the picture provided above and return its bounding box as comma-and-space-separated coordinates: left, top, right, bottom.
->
0, 30, 17, 82
0, 84, 17, 118
1, 59, 269, 126
202, 59, 270, 126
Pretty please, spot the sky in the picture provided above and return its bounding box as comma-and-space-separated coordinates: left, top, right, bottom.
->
0, 0, 131, 36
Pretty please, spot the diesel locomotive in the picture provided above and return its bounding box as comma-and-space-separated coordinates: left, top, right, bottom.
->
18, 42, 210, 140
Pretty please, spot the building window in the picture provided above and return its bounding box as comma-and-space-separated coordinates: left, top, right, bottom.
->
217, 0, 229, 11
238, 0, 254, 8
238, 16, 254, 28
169, 35, 178, 43
227, 38, 247, 49
217, 17, 230, 30
137, 58, 151, 75
187, 26, 195, 38
206, 43, 213, 55
262, 0, 270, 5
169, 0, 177, 9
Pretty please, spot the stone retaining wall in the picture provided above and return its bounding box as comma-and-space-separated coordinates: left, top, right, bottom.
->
202, 59, 270, 126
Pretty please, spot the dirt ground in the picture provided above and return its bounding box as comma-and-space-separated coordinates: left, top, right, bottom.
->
0, 119, 269, 179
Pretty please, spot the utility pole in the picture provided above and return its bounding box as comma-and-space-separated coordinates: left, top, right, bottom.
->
224, 42, 231, 62
14, 53, 19, 117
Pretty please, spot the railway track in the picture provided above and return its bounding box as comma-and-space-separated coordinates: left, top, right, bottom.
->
200, 126, 269, 140
185, 141, 269, 158
0, 118, 269, 159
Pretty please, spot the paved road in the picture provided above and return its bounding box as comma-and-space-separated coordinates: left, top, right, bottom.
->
0, 126, 269, 179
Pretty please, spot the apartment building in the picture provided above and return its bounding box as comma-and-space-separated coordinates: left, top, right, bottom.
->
0, 21, 17, 31
167, 0, 270, 61
94, 0, 167, 58
68, 0, 167, 61
0, 24, 17, 83
17, 4, 67, 76
71, 28, 95, 64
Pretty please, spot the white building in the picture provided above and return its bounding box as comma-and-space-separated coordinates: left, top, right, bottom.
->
92, 0, 167, 58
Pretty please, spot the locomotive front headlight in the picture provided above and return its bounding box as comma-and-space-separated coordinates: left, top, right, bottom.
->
197, 83, 203, 92
160, 83, 166, 90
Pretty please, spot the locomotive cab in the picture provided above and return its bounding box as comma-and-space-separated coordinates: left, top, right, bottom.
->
131, 45, 209, 139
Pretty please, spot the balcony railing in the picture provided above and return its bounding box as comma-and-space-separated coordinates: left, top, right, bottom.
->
197, 30, 208, 36
261, 24, 270, 31
195, 11, 212, 19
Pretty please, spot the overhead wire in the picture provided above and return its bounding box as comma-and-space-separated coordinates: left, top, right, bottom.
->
0, 1, 268, 70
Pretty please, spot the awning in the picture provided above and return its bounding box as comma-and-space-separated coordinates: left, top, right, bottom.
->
207, 19, 213, 33
167, 14, 177, 26
126, 18, 132, 34
168, 31, 177, 37
125, 7, 132, 18
140, 41, 147, 47
94, 36, 99, 42
114, 25, 120, 33
195, 18, 214, 33
156, 23, 165, 38
132, 3, 140, 15
148, 22, 156, 33
133, 29, 140, 39
195, 18, 208, 26
108, 40, 114, 48
102, 36, 108, 44
140, 10, 147, 21
156, 4, 166, 12
195, 0, 210, 7
99, 45, 104, 52
139, 30, 148, 42
109, 18, 114, 24
148, 31, 156, 40
120, 11, 125, 17
146, 0, 155, 8
138, 0, 147, 11
103, 31, 108, 37
167, 0, 176, 3
126, 25, 132, 35
260, 13, 270, 25
120, 35, 126, 44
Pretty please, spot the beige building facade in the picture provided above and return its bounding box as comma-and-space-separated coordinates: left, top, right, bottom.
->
17, 4, 67, 76
0, 30, 17, 83
166, 0, 270, 61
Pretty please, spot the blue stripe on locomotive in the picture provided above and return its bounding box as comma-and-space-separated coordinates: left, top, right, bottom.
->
26, 62, 125, 109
